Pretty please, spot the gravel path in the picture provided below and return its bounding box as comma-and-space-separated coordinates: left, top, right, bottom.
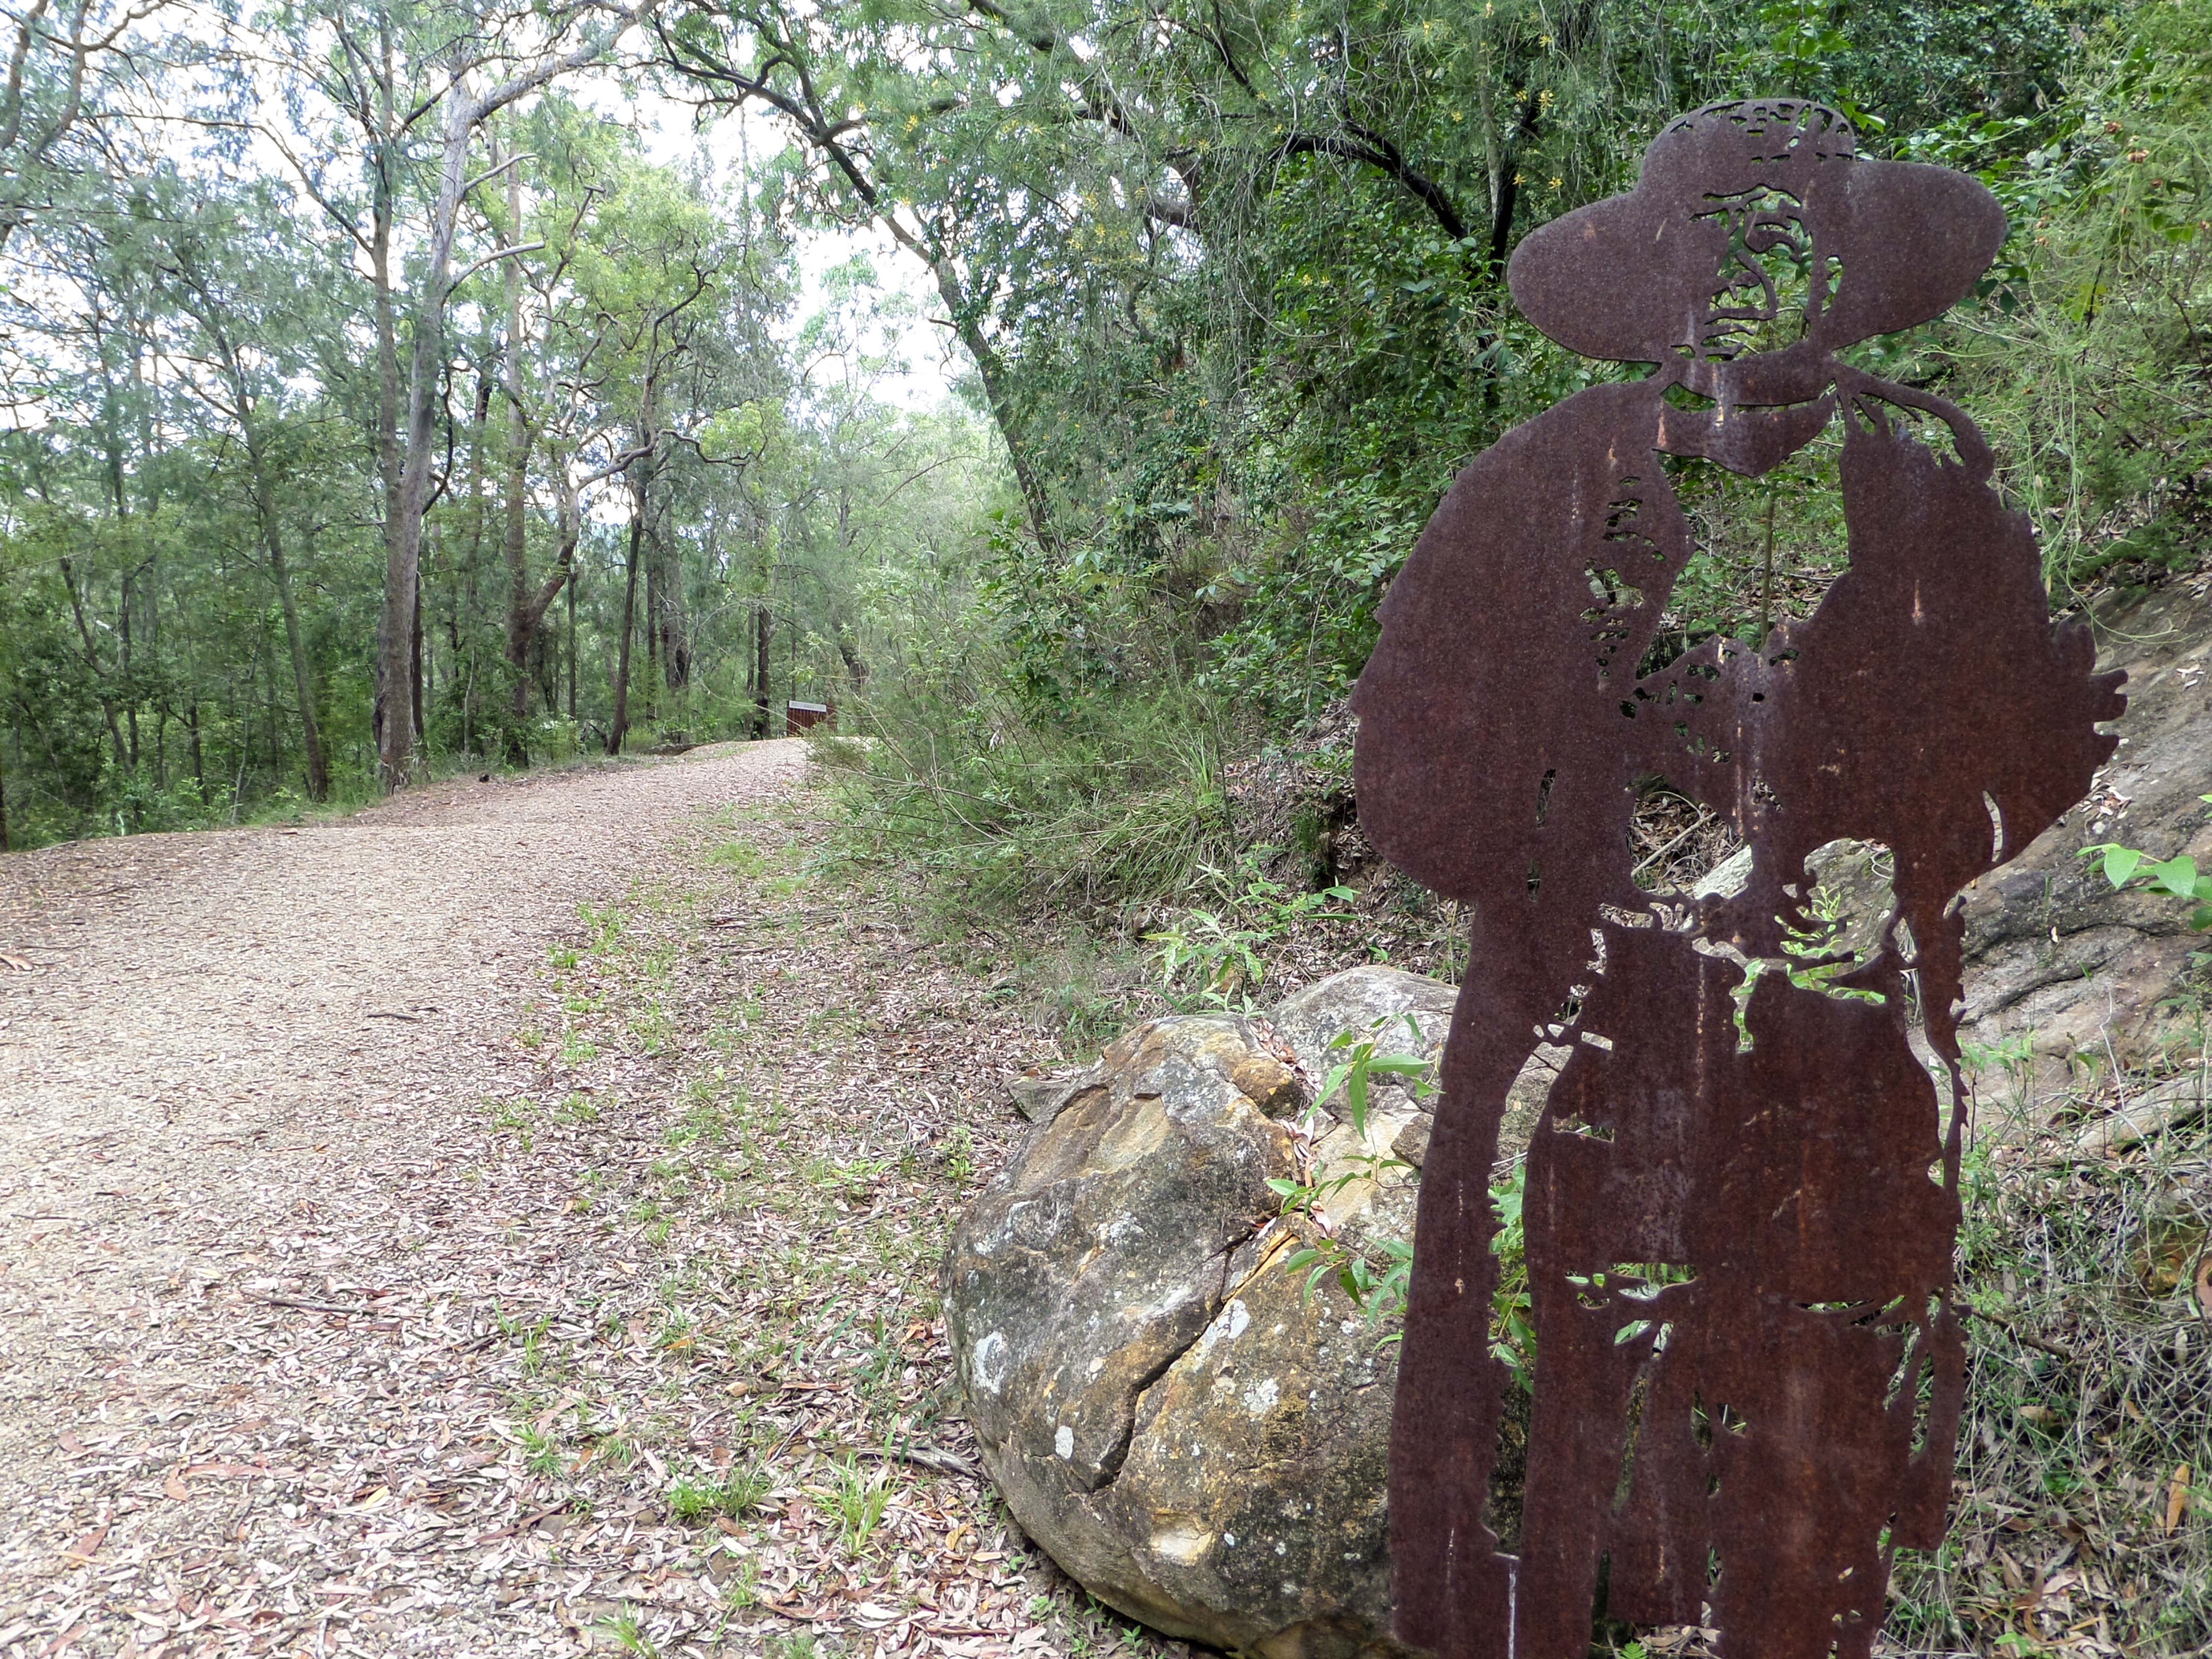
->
0, 746, 797, 1504
0, 743, 1115, 1659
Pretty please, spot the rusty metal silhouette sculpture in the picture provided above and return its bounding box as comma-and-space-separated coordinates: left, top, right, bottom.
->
1353, 101, 2124, 1658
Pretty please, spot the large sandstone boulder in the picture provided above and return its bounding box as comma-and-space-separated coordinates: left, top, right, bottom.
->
948, 966, 1524, 1659
1958, 581, 2211, 1080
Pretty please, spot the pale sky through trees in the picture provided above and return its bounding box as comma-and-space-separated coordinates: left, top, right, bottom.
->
0, 1, 961, 425
570, 75, 961, 414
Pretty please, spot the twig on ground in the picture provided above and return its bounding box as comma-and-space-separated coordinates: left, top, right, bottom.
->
1964, 1304, 2078, 1363
249, 1294, 382, 1317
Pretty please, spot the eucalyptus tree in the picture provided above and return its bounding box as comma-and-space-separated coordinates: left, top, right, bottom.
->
255, 0, 660, 787
377, 0, 678, 785
4, 169, 178, 787
654, 1, 1080, 553
645, 2, 1769, 719
151, 178, 354, 799
1, 0, 174, 253
468, 99, 652, 750
565, 153, 740, 752
0, 153, 381, 830
644, 3, 1701, 615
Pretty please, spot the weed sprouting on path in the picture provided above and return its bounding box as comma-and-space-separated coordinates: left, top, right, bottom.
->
457, 782, 1176, 1656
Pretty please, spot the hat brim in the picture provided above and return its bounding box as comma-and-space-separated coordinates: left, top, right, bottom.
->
1507, 157, 2005, 365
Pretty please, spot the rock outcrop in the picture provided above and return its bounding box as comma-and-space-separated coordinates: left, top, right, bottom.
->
1958, 581, 2212, 1079
948, 966, 1519, 1659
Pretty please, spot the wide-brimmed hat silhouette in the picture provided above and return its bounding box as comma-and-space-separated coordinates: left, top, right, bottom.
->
1507, 100, 2006, 368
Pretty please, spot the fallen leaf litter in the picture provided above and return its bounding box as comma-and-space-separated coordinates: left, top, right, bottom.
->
0, 741, 1186, 1659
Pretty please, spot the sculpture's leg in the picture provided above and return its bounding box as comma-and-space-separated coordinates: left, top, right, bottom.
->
1513, 1298, 1644, 1657
1391, 997, 1523, 1659
1512, 1118, 1654, 1658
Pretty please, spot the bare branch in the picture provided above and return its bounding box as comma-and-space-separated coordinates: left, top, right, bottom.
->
462, 149, 532, 200
450, 239, 545, 290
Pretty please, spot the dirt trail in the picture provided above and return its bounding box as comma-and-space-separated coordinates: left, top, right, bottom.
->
0, 744, 1101, 1658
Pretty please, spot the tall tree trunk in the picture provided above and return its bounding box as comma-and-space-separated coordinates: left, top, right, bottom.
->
250, 440, 329, 802
654, 521, 690, 692
203, 317, 334, 805
376, 69, 477, 789
57, 556, 129, 770
946, 302, 1056, 557
608, 506, 643, 755
119, 567, 139, 771
371, 14, 648, 786
370, 17, 404, 768
458, 368, 491, 649
644, 551, 658, 723
567, 563, 577, 720
753, 601, 772, 738
500, 144, 535, 764
833, 617, 867, 693
411, 578, 424, 753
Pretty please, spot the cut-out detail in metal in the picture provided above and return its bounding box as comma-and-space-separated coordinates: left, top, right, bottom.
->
1353, 100, 2123, 1659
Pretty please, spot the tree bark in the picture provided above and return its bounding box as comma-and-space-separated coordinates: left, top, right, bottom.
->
118, 566, 138, 771
376, 68, 475, 788
458, 368, 491, 641
644, 536, 658, 719
933, 273, 1055, 555
369, 16, 404, 767
652, 516, 690, 691
500, 144, 534, 764
249, 439, 329, 802
191, 306, 333, 804
410, 575, 424, 750
607, 502, 643, 754
833, 617, 867, 692
56, 555, 128, 770
753, 599, 772, 738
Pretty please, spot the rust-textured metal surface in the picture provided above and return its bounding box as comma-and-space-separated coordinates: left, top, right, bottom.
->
1352, 100, 2125, 1659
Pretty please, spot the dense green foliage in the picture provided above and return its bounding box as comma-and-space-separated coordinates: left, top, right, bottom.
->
6, 1, 2204, 862
708, 0, 2206, 923
0, 3, 1000, 846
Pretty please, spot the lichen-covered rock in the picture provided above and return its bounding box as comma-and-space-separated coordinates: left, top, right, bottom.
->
946, 1016, 1300, 1600
947, 967, 1540, 1658
1090, 1215, 1408, 1657
1271, 963, 1561, 1169
1271, 966, 1453, 1092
